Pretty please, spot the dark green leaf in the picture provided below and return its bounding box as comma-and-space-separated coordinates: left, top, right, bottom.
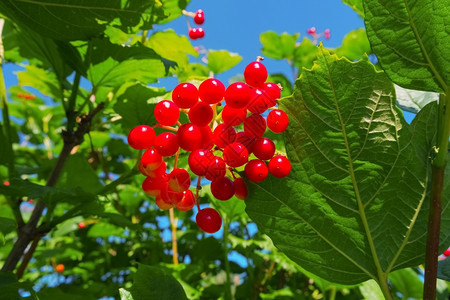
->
152, 0, 190, 25
0, 272, 38, 300
335, 28, 371, 61
245, 48, 444, 284
129, 264, 188, 300
0, 0, 156, 41
260, 31, 299, 60
0, 217, 16, 235
364, 0, 449, 92
57, 154, 102, 194
438, 257, 450, 281
208, 50, 242, 74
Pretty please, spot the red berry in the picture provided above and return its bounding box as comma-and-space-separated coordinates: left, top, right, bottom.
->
234, 178, 247, 200
245, 159, 268, 182
236, 132, 257, 153
196, 28, 205, 38
154, 100, 179, 126
78, 222, 86, 229
244, 61, 267, 88
55, 264, 65, 273
196, 208, 222, 233
211, 177, 235, 201
205, 156, 226, 181
267, 109, 289, 133
224, 82, 251, 109
145, 160, 167, 178
222, 105, 246, 126
154, 132, 179, 156
188, 149, 212, 176
177, 123, 203, 151
142, 176, 167, 196
199, 125, 215, 150
127, 125, 156, 149
244, 114, 266, 138
264, 82, 281, 101
189, 101, 213, 126
247, 88, 276, 114
269, 155, 291, 178
252, 137, 275, 160
223, 142, 249, 167
189, 28, 199, 39
168, 168, 191, 192
444, 248, 450, 257
155, 195, 173, 210
194, 9, 205, 25
172, 83, 198, 108
176, 190, 196, 211
199, 78, 225, 104
160, 184, 184, 205
213, 123, 236, 148
141, 148, 163, 171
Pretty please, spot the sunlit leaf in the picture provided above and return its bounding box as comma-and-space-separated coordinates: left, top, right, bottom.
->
395, 84, 439, 114
260, 31, 299, 61
335, 28, 371, 61
208, 50, 242, 74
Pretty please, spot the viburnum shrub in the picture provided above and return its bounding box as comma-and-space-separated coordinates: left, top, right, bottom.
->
127, 58, 290, 233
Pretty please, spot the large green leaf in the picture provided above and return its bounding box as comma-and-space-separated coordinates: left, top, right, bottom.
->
364, 0, 450, 93
129, 264, 188, 300
208, 50, 242, 74
0, 0, 156, 41
260, 31, 299, 61
245, 48, 446, 284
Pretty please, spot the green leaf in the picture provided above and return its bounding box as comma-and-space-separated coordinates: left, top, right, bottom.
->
57, 154, 102, 194
87, 38, 167, 90
17, 65, 61, 100
245, 48, 444, 284
335, 28, 371, 61
0, 217, 16, 235
293, 38, 319, 70
260, 31, 299, 60
388, 268, 423, 298
0, 272, 38, 300
146, 29, 197, 67
0, 124, 13, 166
438, 257, 450, 281
152, 0, 190, 25
342, 0, 364, 17
208, 50, 242, 74
364, 0, 449, 92
0, 0, 156, 41
395, 84, 439, 114
87, 222, 124, 238
113, 83, 166, 132
359, 280, 384, 299
119, 288, 134, 300
129, 264, 188, 300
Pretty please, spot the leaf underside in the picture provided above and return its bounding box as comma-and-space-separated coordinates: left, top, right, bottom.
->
245, 48, 450, 284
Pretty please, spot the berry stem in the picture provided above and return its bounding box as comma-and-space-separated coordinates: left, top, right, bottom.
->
256, 56, 264, 62
173, 148, 180, 169
195, 176, 202, 211
153, 124, 178, 132
169, 208, 179, 265
182, 10, 196, 18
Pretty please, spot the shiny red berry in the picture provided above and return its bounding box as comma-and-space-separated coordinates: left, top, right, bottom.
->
205, 156, 226, 181
245, 159, 268, 182
223, 142, 249, 167
154, 132, 179, 156
199, 125, 215, 150
444, 248, 450, 257
221, 105, 246, 126
154, 100, 179, 126
141, 148, 163, 171
194, 9, 205, 25
176, 190, 196, 211
168, 168, 191, 192
213, 123, 236, 148
141, 160, 167, 178
199, 78, 225, 104
188, 149, 211, 176
196, 208, 222, 233
172, 83, 198, 108
264, 82, 281, 101
127, 125, 156, 150
189, 101, 213, 126
252, 137, 275, 160
224, 82, 251, 109
236, 132, 257, 153
267, 109, 289, 133
142, 176, 167, 196
247, 88, 275, 114
211, 177, 235, 201
244, 114, 266, 138
268, 155, 291, 178
189, 28, 199, 39
234, 178, 248, 200
177, 123, 202, 151
244, 61, 267, 88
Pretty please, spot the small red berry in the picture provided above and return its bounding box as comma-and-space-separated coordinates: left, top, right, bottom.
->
194, 9, 205, 25
176, 190, 196, 211
155, 195, 173, 210
189, 101, 213, 126
127, 125, 156, 150
142, 176, 167, 196
177, 123, 203, 151
245, 159, 269, 183
247, 88, 276, 114
154, 132, 179, 156
160, 184, 184, 205
172, 83, 199, 108
199, 125, 215, 150
267, 109, 289, 133
236, 132, 257, 153
55, 264, 65, 273
264, 82, 281, 101
268, 155, 291, 178
211, 177, 235, 201
244, 61, 268, 88
222, 105, 246, 126
224, 82, 251, 109
223, 142, 249, 167
189, 28, 199, 39
244, 114, 266, 138
196, 28, 205, 38
213, 123, 236, 148
78, 222, 86, 229
154, 100, 179, 126
443, 248, 450, 257
234, 178, 248, 200
252, 137, 275, 160
144, 160, 167, 178
188, 149, 212, 176
205, 156, 226, 181
141, 148, 163, 171
199, 78, 225, 104
196, 208, 222, 233
168, 168, 191, 192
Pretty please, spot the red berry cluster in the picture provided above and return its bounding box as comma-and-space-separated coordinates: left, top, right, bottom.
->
183, 9, 205, 40
127, 59, 291, 234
